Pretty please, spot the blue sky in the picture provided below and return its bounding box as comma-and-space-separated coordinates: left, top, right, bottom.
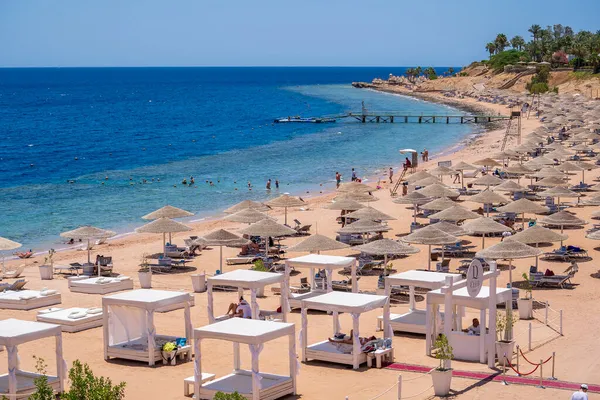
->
1, 0, 598, 67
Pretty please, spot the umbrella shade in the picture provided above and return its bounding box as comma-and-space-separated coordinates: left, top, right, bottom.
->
286, 234, 349, 253
575, 161, 598, 170
417, 184, 460, 198
60, 226, 116, 240
412, 177, 443, 187
473, 158, 502, 167
429, 221, 468, 236
266, 194, 306, 208
202, 229, 245, 245
142, 205, 193, 220
337, 181, 374, 193
496, 198, 549, 214
428, 205, 480, 221
539, 211, 587, 227
571, 144, 592, 152
453, 161, 478, 171
393, 191, 431, 205
0, 237, 22, 251
530, 167, 566, 179
472, 174, 503, 186
503, 164, 533, 175
429, 165, 457, 176
135, 218, 192, 234
510, 225, 568, 244
557, 161, 583, 172
224, 209, 274, 224
493, 180, 527, 193
402, 225, 458, 245
354, 239, 420, 256
529, 156, 556, 166
470, 190, 510, 205
223, 200, 270, 214
463, 217, 510, 234
333, 192, 379, 203
337, 219, 391, 234
421, 197, 456, 211
239, 219, 297, 237
476, 240, 542, 259
532, 176, 568, 187
547, 148, 574, 158
345, 207, 396, 221
405, 171, 436, 183
538, 187, 580, 198
491, 150, 517, 160
323, 197, 365, 211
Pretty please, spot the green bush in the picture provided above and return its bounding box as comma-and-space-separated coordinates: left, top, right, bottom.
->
214, 392, 247, 400
526, 65, 551, 93
488, 50, 528, 72
61, 360, 126, 400
30, 357, 54, 400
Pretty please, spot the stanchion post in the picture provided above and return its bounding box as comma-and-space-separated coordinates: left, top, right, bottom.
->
537, 359, 544, 388
502, 354, 508, 385
559, 310, 563, 335
397, 374, 402, 400
516, 345, 520, 376
528, 322, 532, 351
549, 352, 557, 381
544, 301, 548, 325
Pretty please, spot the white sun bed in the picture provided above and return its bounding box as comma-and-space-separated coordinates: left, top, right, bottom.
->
107, 335, 191, 365
198, 370, 293, 400
36, 307, 103, 333
305, 340, 367, 367
376, 310, 446, 335
0, 290, 61, 310
156, 293, 195, 313
288, 290, 326, 309
0, 370, 60, 398
69, 276, 133, 294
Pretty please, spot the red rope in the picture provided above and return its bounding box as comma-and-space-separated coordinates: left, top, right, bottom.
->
519, 347, 553, 365
505, 356, 540, 376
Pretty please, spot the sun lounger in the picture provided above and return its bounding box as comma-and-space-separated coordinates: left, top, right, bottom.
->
165, 245, 190, 259
96, 255, 114, 276
566, 245, 588, 258
2, 264, 26, 279
289, 278, 310, 294
543, 246, 569, 261
37, 307, 103, 332
0, 288, 61, 310
331, 278, 359, 292
54, 263, 83, 276
0, 279, 28, 292
226, 256, 257, 265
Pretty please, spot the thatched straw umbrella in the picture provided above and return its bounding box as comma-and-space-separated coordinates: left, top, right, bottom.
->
413, 177, 443, 187
239, 219, 297, 257
538, 186, 580, 206
472, 174, 503, 189
0, 237, 22, 275
496, 199, 549, 227
323, 197, 364, 211
493, 180, 527, 198
223, 200, 270, 214
510, 225, 568, 267
470, 190, 510, 216
417, 184, 460, 199
429, 222, 468, 237
532, 176, 568, 188
428, 165, 457, 184
286, 234, 349, 254
539, 211, 587, 234
530, 167, 565, 179
60, 226, 117, 268
393, 191, 431, 223
224, 209, 273, 224
473, 158, 501, 170
333, 192, 379, 203
428, 205, 480, 222
463, 217, 511, 248
476, 240, 542, 286
202, 229, 250, 272
354, 239, 420, 268
266, 193, 306, 225
421, 197, 456, 211
345, 207, 396, 221
405, 170, 436, 183
142, 205, 193, 220
402, 226, 458, 270
453, 161, 478, 188
337, 181, 373, 193
135, 218, 192, 258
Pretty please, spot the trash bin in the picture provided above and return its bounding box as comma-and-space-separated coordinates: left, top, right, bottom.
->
191, 273, 206, 293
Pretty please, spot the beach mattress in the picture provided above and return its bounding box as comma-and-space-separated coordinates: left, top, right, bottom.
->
69, 277, 133, 294
37, 307, 103, 333
0, 290, 62, 310
198, 370, 293, 400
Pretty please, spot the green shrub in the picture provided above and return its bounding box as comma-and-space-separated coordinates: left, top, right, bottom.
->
253, 259, 268, 272
488, 50, 528, 72
30, 357, 54, 400
214, 392, 246, 400
61, 360, 126, 400
433, 334, 454, 371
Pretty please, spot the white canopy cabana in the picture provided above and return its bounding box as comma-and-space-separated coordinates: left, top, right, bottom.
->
206, 269, 287, 323
300, 291, 391, 370
0, 319, 66, 398
102, 289, 193, 366
284, 254, 357, 309
193, 318, 297, 400
379, 270, 462, 334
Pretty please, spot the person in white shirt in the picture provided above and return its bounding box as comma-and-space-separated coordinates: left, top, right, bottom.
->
226, 297, 253, 319
571, 384, 588, 400
463, 318, 481, 335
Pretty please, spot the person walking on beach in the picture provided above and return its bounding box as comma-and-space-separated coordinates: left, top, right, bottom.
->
266, 179, 271, 190
389, 167, 393, 183
335, 172, 342, 188
423, 148, 429, 162
351, 168, 357, 182
571, 384, 588, 400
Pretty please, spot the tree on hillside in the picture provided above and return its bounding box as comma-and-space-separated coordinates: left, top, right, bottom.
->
564, 26, 574, 37
552, 24, 565, 41
510, 36, 525, 51
528, 24, 542, 43
415, 66, 423, 77
485, 42, 497, 59
495, 34, 509, 53
447, 67, 455, 76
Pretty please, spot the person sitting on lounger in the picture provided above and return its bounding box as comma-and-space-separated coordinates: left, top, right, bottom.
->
225, 296, 252, 319
329, 330, 376, 346
463, 318, 481, 335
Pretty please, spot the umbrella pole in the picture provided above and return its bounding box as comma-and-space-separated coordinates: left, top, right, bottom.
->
384, 254, 388, 272
284, 207, 288, 226
536, 243, 539, 269
219, 245, 223, 273
461, 171, 465, 189
509, 259, 513, 288
482, 234, 485, 249
87, 239, 91, 265
428, 245, 431, 271
413, 205, 417, 224
163, 233, 167, 257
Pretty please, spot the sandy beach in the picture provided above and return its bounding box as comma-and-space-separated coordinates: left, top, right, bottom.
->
3, 87, 599, 400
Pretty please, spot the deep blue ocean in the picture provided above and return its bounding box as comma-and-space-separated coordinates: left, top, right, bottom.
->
0, 67, 474, 250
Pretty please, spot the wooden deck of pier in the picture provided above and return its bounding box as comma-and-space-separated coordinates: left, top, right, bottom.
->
339, 112, 512, 124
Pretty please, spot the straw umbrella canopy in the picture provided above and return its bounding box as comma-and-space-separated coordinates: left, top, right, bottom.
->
547, 147, 574, 160
496, 198, 549, 228
354, 239, 420, 267
429, 165, 457, 183
504, 164, 534, 176
463, 217, 511, 248
393, 191, 431, 223
510, 225, 568, 267
265, 193, 306, 225
412, 177, 443, 187
337, 181, 373, 193
586, 230, 600, 240
528, 156, 556, 166
405, 170, 436, 183
223, 200, 270, 214
532, 176, 568, 187
333, 192, 379, 203
571, 143, 592, 152
470, 190, 510, 216
472, 174, 503, 188
402, 226, 458, 270
60, 226, 117, 267
530, 167, 566, 179
453, 161, 478, 187
337, 219, 391, 234
286, 234, 349, 254
345, 207, 396, 221
135, 218, 192, 258
417, 184, 460, 199
539, 211, 587, 233
473, 158, 501, 169
538, 186, 580, 206
476, 240, 542, 286
428, 205, 480, 222
239, 219, 297, 257
323, 197, 365, 211
142, 205, 193, 220
429, 221, 468, 237
557, 161, 583, 174
224, 209, 274, 224
0, 237, 22, 275
493, 180, 527, 194
421, 197, 456, 211
202, 229, 250, 272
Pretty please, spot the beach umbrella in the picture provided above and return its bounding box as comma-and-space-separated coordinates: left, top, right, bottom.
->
60, 226, 117, 268
511, 225, 569, 266
529, 156, 556, 166
286, 234, 349, 254
473, 158, 501, 169
135, 218, 192, 258
417, 184, 460, 199
504, 164, 534, 176
337, 181, 373, 193
223, 200, 270, 214
202, 229, 250, 272
571, 143, 592, 152
402, 225, 458, 270
393, 191, 431, 223
405, 170, 436, 183
337, 219, 391, 234
470, 190, 510, 216
412, 177, 443, 187
421, 197, 456, 211
265, 193, 306, 225
345, 207, 396, 221
496, 198, 549, 229
0, 237, 22, 275
333, 192, 379, 203
532, 176, 568, 188
429, 221, 468, 237
493, 180, 527, 198
142, 205, 193, 220
557, 161, 583, 174
323, 197, 365, 211
476, 240, 542, 286
224, 209, 274, 224
239, 219, 297, 257
429, 165, 457, 183
538, 186, 580, 207
453, 161, 478, 188
354, 239, 420, 267
586, 230, 600, 240
573, 161, 598, 183
472, 174, 503, 189
428, 205, 480, 222
463, 217, 511, 248
539, 211, 587, 234
530, 167, 566, 179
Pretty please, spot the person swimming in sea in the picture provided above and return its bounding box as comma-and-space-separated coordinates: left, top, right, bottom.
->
182, 178, 188, 185
190, 176, 195, 186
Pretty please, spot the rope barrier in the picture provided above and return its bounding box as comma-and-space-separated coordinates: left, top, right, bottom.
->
505, 356, 540, 376
402, 384, 434, 399
367, 381, 398, 400
399, 371, 431, 382
519, 347, 553, 365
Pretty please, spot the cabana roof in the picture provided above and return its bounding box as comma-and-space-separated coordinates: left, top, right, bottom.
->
194, 318, 294, 345
286, 254, 355, 269
0, 319, 61, 347
102, 289, 190, 310
208, 269, 283, 289
301, 291, 387, 314
386, 270, 462, 289
427, 286, 512, 309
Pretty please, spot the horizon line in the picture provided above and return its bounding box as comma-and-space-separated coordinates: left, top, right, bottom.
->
0, 65, 464, 69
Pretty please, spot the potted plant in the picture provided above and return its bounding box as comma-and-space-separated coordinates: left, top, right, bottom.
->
161, 341, 177, 366
39, 249, 55, 280
252, 259, 268, 296
138, 254, 152, 289
495, 311, 516, 364
517, 272, 534, 319
431, 334, 453, 397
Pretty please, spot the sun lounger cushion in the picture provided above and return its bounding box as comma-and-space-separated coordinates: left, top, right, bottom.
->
19, 294, 37, 300
68, 311, 87, 319
86, 307, 102, 314
40, 289, 58, 296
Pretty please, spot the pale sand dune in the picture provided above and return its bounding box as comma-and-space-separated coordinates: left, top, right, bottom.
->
2, 92, 597, 400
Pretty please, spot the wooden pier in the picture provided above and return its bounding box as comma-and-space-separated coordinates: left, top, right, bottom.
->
337, 112, 512, 124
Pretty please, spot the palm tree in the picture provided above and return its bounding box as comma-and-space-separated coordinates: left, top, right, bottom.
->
510, 36, 525, 51
447, 67, 455, 76
415, 66, 423, 76
485, 42, 497, 59
528, 24, 542, 43
495, 34, 509, 53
